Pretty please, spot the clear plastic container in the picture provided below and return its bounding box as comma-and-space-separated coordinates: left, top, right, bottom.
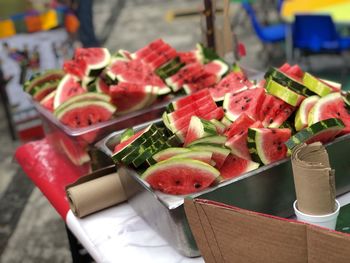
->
33, 98, 172, 176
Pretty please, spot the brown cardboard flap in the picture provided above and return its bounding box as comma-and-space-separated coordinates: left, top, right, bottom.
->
185, 198, 350, 263
185, 199, 307, 263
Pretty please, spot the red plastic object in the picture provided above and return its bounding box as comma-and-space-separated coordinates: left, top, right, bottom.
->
15, 138, 88, 220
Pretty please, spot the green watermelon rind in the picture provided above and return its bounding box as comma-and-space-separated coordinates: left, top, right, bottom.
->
31, 82, 58, 101
302, 72, 333, 97
265, 79, 304, 107
54, 92, 111, 115
112, 125, 159, 162
122, 135, 167, 165
294, 95, 319, 131
210, 119, 226, 133
120, 128, 134, 143
285, 118, 345, 151
24, 69, 64, 93
264, 67, 315, 97
152, 147, 192, 162
187, 135, 227, 147
166, 150, 213, 163
141, 158, 220, 181
247, 128, 265, 164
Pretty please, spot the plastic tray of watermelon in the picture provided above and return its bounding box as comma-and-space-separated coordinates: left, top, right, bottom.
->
32, 97, 171, 175
96, 118, 350, 258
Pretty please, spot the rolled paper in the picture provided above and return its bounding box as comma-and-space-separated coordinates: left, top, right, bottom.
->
291, 142, 336, 215
67, 172, 126, 218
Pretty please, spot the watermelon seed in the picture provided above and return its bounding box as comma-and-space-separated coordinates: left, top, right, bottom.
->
243, 96, 248, 99
337, 112, 341, 116
277, 145, 283, 151
194, 182, 201, 189
272, 130, 276, 134
175, 180, 181, 185
245, 98, 252, 103
269, 119, 273, 124
241, 106, 245, 110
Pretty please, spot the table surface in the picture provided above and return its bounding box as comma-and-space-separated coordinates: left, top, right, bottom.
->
281, 0, 350, 23
15, 138, 350, 263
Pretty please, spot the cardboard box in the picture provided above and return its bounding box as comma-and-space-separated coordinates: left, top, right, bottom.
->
184, 198, 350, 263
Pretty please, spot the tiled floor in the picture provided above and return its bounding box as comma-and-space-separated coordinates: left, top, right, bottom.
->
0, 1, 349, 262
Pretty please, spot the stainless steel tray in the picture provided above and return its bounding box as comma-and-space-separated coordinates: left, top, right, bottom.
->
96, 119, 350, 257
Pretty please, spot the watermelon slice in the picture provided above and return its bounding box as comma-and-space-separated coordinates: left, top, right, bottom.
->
54, 74, 86, 109
187, 135, 227, 147
178, 50, 203, 64
294, 95, 320, 131
219, 154, 260, 180
302, 73, 333, 97
168, 88, 210, 111
55, 100, 116, 129
189, 145, 230, 169
319, 79, 341, 92
308, 92, 350, 134
142, 158, 219, 195
248, 128, 291, 165
223, 88, 265, 121
59, 137, 90, 166
120, 128, 134, 143
167, 150, 213, 165
285, 118, 345, 151
95, 77, 110, 94
74, 47, 111, 77
225, 113, 255, 138
203, 59, 229, 81
24, 69, 64, 93
31, 81, 59, 101
259, 94, 294, 128
265, 67, 314, 97
152, 147, 192, 162
265, 79, 305, 107
209, 72, 253, 102
209, 120, 227, 134
225, 121, 263, 160
183, 116, 217, 146
110, 83, 157, 115
40, 90, 56, 112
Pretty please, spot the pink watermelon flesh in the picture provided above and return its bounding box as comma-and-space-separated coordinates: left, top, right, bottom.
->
109, 59, 167, 89
307, 127, 342, 144
171, 88, 210, 110
225, 113, 255, 138
219, 154, 258, 180
114, 128, 146, 153
144, 162, 217, 195
224, 88, 266, 121
279, 63, 291, 73
167, 94, 213, 122
183, 73, 218, 94
259, 94, 295, 128
33, 83, 57, 101
63, 60, 85, 79
55, 76, 86, 108
312, 96, 350, 135
59, 134, 90, 166
256, 128, 291, 164
178, 50, 200, 64
40, 91, 56, 112
183, 117, 217, 147
110, 82, 154, 114
225, 120, 263, 160
60, 104, 114, 129
74, 48, 109, 71
285, 65, 304, 80
170, 151, 213, 165
96, 78, 110, 94
209, 72, 252, 101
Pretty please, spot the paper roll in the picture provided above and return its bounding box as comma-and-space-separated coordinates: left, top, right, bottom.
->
67, 173, 126, 218
291, 142, 336, 215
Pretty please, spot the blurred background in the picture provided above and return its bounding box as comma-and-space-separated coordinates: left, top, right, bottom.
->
0, 0, 349, 262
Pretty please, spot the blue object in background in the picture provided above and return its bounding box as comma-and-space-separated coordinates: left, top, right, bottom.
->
241, 1, 286, 43
293, 14, 350, 53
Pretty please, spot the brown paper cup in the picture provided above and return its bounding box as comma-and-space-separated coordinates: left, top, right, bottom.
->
67, 173, 126, 218
291, 142, 336, 215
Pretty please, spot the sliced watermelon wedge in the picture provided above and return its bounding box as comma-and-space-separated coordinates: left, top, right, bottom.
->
248, 128, 291, 165
223, 88, 265, 121
183, 116, 217, 146
225, 113, 255, 138
219, 154, 260, 180
54, 74, 86, 110
189, 145, 230, 169
152, 147, 192, 162
294, 95, 320, 131
142, 158, 220, 195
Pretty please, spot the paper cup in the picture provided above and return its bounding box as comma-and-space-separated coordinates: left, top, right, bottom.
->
293, 200, 340, 230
